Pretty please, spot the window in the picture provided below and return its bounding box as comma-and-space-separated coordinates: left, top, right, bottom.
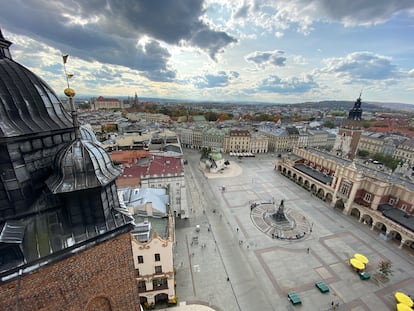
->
155, 253, 160, 261
363, 193, 371, 202
402, 204, 407, 211
138, 255, 144, 264
138, 280, 146, 292
152, 278, 168, 289
339, 181, 351, 196
135, 269, 140, 277
389, 198, 395, 205
155, 265, 162, 274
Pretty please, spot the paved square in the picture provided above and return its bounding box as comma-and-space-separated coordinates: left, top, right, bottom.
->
175, 150, 414, 311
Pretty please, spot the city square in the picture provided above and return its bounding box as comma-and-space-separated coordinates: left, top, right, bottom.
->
174, 150, 414, 311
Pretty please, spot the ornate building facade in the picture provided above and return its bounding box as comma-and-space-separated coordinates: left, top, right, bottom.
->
275, 147, 414, 253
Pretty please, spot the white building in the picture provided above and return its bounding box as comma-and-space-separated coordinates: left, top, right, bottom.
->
118, 187, 176, 307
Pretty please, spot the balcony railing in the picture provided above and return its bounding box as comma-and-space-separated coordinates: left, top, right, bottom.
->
151, 284, 169, 291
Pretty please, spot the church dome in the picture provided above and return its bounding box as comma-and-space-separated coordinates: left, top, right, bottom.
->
46, 139, 121, 193
80, 125, 101, 145
0, 30, 73, 138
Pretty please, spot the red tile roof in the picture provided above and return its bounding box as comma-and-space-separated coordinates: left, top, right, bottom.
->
119, 155, 183, 179
110, 150, 150, 164
96, 96, 121, 102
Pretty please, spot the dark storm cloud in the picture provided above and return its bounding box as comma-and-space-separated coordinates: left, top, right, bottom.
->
192, 71, 239, 88
316, 0, 414, 25
190, 28, 238, 60
245, 50, 287, 68
0, 0, 236, 81
252, 74, 318, 94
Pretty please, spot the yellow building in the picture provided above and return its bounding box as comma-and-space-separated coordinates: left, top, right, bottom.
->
92, 96, 122, 109
223, 129, 251, 153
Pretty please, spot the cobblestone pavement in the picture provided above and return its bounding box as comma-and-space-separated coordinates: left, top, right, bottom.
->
173, 150, 414, 311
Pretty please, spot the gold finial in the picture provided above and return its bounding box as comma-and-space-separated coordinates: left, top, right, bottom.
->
61, 54, 80, 139
64, 87, 76, 98
62, 54, 75, 96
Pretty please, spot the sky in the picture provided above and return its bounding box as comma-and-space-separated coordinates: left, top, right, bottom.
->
0, 0, 414, 104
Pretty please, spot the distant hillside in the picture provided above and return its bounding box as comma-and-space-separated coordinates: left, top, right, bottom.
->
368, 102, 414, 112
294, 100, 414, 113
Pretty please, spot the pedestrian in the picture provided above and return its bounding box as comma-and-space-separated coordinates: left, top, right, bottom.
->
236, 227, 239, 232
307, 248, 310, 254
227, 277, 230, 281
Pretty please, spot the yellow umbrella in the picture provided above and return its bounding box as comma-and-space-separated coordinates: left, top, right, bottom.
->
349, 258, 365, 270
354, 253, 369, 264
395, 292, 414, 307
396, 303, 413, 311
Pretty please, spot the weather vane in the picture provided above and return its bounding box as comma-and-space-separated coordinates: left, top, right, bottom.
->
62, 54, 75, 98
61, 54, 80, 138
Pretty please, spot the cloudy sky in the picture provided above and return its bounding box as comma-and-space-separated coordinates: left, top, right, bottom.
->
1, 0, 414, 104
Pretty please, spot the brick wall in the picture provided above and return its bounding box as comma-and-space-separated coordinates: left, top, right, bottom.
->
0, 232, 140, 311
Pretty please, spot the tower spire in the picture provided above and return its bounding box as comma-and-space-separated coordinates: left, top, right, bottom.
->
62, 55, 80, 139
0, 29, 13, 59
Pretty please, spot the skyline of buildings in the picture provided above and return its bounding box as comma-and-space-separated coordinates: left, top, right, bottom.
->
1, 20, 414, 310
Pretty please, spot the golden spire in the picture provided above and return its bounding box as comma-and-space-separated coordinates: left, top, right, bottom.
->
62, 54, 80, 138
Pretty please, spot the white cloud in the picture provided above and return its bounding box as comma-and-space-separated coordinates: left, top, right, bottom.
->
245, 50, 287, 68
322, 51, 398, 80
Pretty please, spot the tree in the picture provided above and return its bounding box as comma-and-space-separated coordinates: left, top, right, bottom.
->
377, 260, 393, 280
323, 120, 335, 129
372, 153, 400, 170
358, 150, 370, 158
205, 111, 218, 121
362, 121, 371, 129
200, 147, 211, 159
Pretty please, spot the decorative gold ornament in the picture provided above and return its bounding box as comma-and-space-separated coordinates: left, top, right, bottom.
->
64, 87, 75, 98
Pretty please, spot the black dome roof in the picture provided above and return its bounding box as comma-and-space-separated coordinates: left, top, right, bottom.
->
0, 32, 73, 138
46, 139, 121, 193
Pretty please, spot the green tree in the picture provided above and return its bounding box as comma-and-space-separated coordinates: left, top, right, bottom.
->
378, 260, 393, 279
323, 120, 335, 129
362, 121, 371, 128
205, 111, 218, 121
372, 153, 400, 170
358, 150, 370, 158
200, 147, 211, 159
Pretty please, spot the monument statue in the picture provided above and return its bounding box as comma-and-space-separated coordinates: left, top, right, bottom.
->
272, 199, 288, 222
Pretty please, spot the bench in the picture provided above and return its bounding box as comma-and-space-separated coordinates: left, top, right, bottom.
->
288, 292, 302, 305
315, 281, 330, 293
359, 271, 370, 280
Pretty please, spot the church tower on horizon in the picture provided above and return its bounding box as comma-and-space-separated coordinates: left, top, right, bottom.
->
333, 94, 364, 159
